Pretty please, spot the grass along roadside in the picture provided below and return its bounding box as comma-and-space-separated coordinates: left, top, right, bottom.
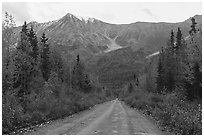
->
121, 87, 202, 135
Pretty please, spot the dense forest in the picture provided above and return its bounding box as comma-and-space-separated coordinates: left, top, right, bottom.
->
2, 12, 114, 134
120, 17, 202, 134
2, 12, 202, 135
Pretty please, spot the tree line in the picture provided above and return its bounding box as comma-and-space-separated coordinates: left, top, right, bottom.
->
156, 17, 202, 101
2, 12, 108, 134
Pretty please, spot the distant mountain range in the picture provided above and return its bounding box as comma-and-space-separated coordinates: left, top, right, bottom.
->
9, 14, 202, 88
11, 13, 202, 56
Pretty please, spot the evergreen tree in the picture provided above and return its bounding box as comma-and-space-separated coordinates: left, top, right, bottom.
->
185, 17, 202, 101
71, 55, 84, 90
192, 62, 202, 100
174, 28, 187, 87
170, 30, 175, 44
71, 55, 92, 92
156, 53, 164, 93
136, 77, 139, 87
175, 27, 182, 51
159, 31, 176, 92
13, 21, 34, 103
28, 25, 38, 61
40, 33, 50, 81
165, 30, 176, 91
21, 21, 29, 37
169, 30, 175, 54
189, 17, 197, 35
17, 21, 30, 52
77, 54, 80, 62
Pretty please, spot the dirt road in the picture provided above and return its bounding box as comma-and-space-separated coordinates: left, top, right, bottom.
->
26, 99, 164, 135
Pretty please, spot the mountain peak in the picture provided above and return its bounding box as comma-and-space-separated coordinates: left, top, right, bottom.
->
59, 13, 80, 23
11, 14, 202, 55
84, 17, 98, 23
61, 13, 75, 19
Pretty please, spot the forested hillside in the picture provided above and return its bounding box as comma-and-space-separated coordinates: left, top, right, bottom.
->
2, 11, 202, 135
2, 13, 114, 134
120, 17, 202, 135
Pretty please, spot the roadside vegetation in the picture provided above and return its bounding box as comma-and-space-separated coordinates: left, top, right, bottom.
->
121, 84, 202, 135
120, 17, 202, 135
2, 12, 113, 134
2, 12, 202, 135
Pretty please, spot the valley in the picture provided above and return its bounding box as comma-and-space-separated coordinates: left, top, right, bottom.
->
2, 9, 202, 135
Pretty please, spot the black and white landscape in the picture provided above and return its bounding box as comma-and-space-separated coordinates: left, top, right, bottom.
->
2, 2, 202, 135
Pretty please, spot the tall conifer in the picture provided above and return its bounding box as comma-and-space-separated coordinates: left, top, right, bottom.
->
40, 33, 50, 81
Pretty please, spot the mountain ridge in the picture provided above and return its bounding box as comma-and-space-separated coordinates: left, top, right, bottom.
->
25, 13, 202, 26
11, 13, 202, 57
7, 13, 202, 88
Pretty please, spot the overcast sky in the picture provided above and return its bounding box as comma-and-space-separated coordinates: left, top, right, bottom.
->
2, 2, 202, 26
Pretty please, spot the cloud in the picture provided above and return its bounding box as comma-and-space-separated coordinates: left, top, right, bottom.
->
142, 8, 153, 17
142, 8, 159, 21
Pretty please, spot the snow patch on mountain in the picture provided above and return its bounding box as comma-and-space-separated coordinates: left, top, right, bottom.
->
145, 35, 191, 59
75, 15, 97, 23
103, 30, 122, 52
146, 51, 160, 58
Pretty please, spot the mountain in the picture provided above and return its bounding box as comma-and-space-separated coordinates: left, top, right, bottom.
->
10, 14, 202, 56
9, 14, 202, 88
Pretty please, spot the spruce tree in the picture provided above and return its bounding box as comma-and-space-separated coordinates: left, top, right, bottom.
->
40, 33, 50, 81
165, 30, 176, 92
28, 25, 38, 61
189, 17, 197, 35
192, 62, 202, 100
156, 48, 164, 93
170, 30, 175, 44
17, 21, 30, 52
136, 77, 139, 87
185, 17, 202, 101
71, 54, 92, 92
14, 21, 34, 103
175, 27, 182, 51
169, 30, 175, 54
174, 28, 188, 87
72, 54, 83, 89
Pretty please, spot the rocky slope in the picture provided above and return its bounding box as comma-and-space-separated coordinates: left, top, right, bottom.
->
9, 14, 202, 88
11, 14, 201, 56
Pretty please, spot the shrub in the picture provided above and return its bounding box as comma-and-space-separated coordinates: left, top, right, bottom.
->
122, 84, 202, 135
3, 75, 110, 135
29, 111, 46, 124
2, 92, 24, 134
